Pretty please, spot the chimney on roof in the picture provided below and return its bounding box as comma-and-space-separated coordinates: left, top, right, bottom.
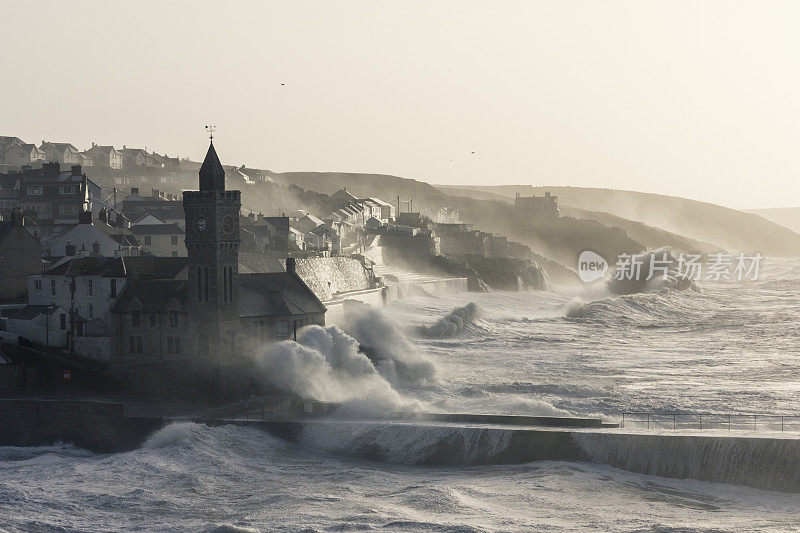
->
131, 187, 138, 195
65, 241, 76, 257
92, 241, 100, 255
71, 165, 81, 176
92, 142, 96, 148
286, 257, 296, 275
98, 207, 108, 225
78, 210, 92, 225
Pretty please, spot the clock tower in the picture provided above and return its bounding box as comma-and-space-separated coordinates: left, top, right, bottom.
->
183, 140, 241, 360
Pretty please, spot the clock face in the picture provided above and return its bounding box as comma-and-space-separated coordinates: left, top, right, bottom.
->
195, 216, 208, 233
222, 215, 234, 234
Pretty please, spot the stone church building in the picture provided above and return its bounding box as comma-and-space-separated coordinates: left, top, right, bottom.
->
109, 141, 326, 389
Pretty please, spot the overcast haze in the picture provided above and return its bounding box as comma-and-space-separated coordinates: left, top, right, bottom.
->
3, 0, 799, 209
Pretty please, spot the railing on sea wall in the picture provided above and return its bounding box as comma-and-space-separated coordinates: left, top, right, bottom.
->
620, 412, 800, 433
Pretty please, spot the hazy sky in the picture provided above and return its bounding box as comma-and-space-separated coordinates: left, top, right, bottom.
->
3, 1, 799, 209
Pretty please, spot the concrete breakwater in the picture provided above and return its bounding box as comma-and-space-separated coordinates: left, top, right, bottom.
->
0, 399, 161, 452
3, 399, 799, 493
254, 420, 800, 493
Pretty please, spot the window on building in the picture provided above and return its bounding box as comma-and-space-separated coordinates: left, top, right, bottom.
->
129, 336, 136, 353
87, 279, 93, 297
176, 337, 182, 354
50, 279, 56, 296
144, 235, 152, 245
169, 311, 178, 327
131, 311, 140, 327
136, 336, 143, 353
171, 235, 179, 245
171, 251, 179, 257
167, 336, 174, 354
276, 320, 289, 339
60, 314, 66, 330
150, 314, 157, 327
110, 279, 117, 299
59, 185, 75, 195
27, 186, 43, 196
34, 280, 42, 291
88, 304, 94, 319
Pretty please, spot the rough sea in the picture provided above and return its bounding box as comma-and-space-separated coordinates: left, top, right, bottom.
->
2, 258, 800, 532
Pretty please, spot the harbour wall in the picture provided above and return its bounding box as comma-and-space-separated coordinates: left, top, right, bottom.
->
3, 400, 796, 493
0, 399, 160, 452
254, 420, 800, 493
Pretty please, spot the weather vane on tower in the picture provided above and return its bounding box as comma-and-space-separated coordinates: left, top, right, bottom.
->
204, 125, 216, 143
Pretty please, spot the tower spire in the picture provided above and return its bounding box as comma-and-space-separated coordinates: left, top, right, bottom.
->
199, 137, 225, 191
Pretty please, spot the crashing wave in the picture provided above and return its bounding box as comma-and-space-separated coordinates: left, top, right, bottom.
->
343, 305, 438, 387
300, 422, 513, 466
606, 247, 701, 295
415, 302, 480, 338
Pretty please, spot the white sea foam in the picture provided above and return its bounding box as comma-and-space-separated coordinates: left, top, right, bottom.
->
415, 302, 480, 338
343, 304, 438, 387
253, 324, 423, 415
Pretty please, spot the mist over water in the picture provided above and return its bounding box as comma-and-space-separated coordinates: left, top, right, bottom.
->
3, 258, 800, 530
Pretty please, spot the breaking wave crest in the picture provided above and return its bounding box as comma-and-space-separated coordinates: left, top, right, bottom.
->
606, 247, 701, 295
564, 290, 708, 327
415, 302, 480, 338
253, 325, 423, 415
300, 422, 513, 466
343, 305, 438, 388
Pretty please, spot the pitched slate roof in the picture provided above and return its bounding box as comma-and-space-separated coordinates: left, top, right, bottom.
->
238, 272, 326, 317
41, 142, 79, 153
130, 224, 184, 235
111, 280, 188, 313
43, 256, 187, 278
7, 305, 63, 320
137, 206, 185, 221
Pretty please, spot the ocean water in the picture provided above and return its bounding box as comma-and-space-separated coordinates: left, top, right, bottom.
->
2, 258, 800, 531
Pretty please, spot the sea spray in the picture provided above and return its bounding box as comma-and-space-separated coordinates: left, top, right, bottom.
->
143, 421, 206, 449
253, 325, 423, 415
415, 302, 480, 338
343, 305, 437, 387
606, 247, 701, 295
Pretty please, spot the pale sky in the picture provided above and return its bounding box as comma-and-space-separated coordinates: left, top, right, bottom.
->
3, 1, 799, 209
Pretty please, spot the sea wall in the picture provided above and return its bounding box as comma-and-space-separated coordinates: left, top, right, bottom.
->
237, 254, 375, 302
292, 257, 373, 301
0, 399, 161, 452
255, 420, 800, 493
573, 432, 800, 493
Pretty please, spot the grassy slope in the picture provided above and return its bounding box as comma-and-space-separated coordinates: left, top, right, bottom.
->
744, 207, 800, 234
437, 185, 800, 257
